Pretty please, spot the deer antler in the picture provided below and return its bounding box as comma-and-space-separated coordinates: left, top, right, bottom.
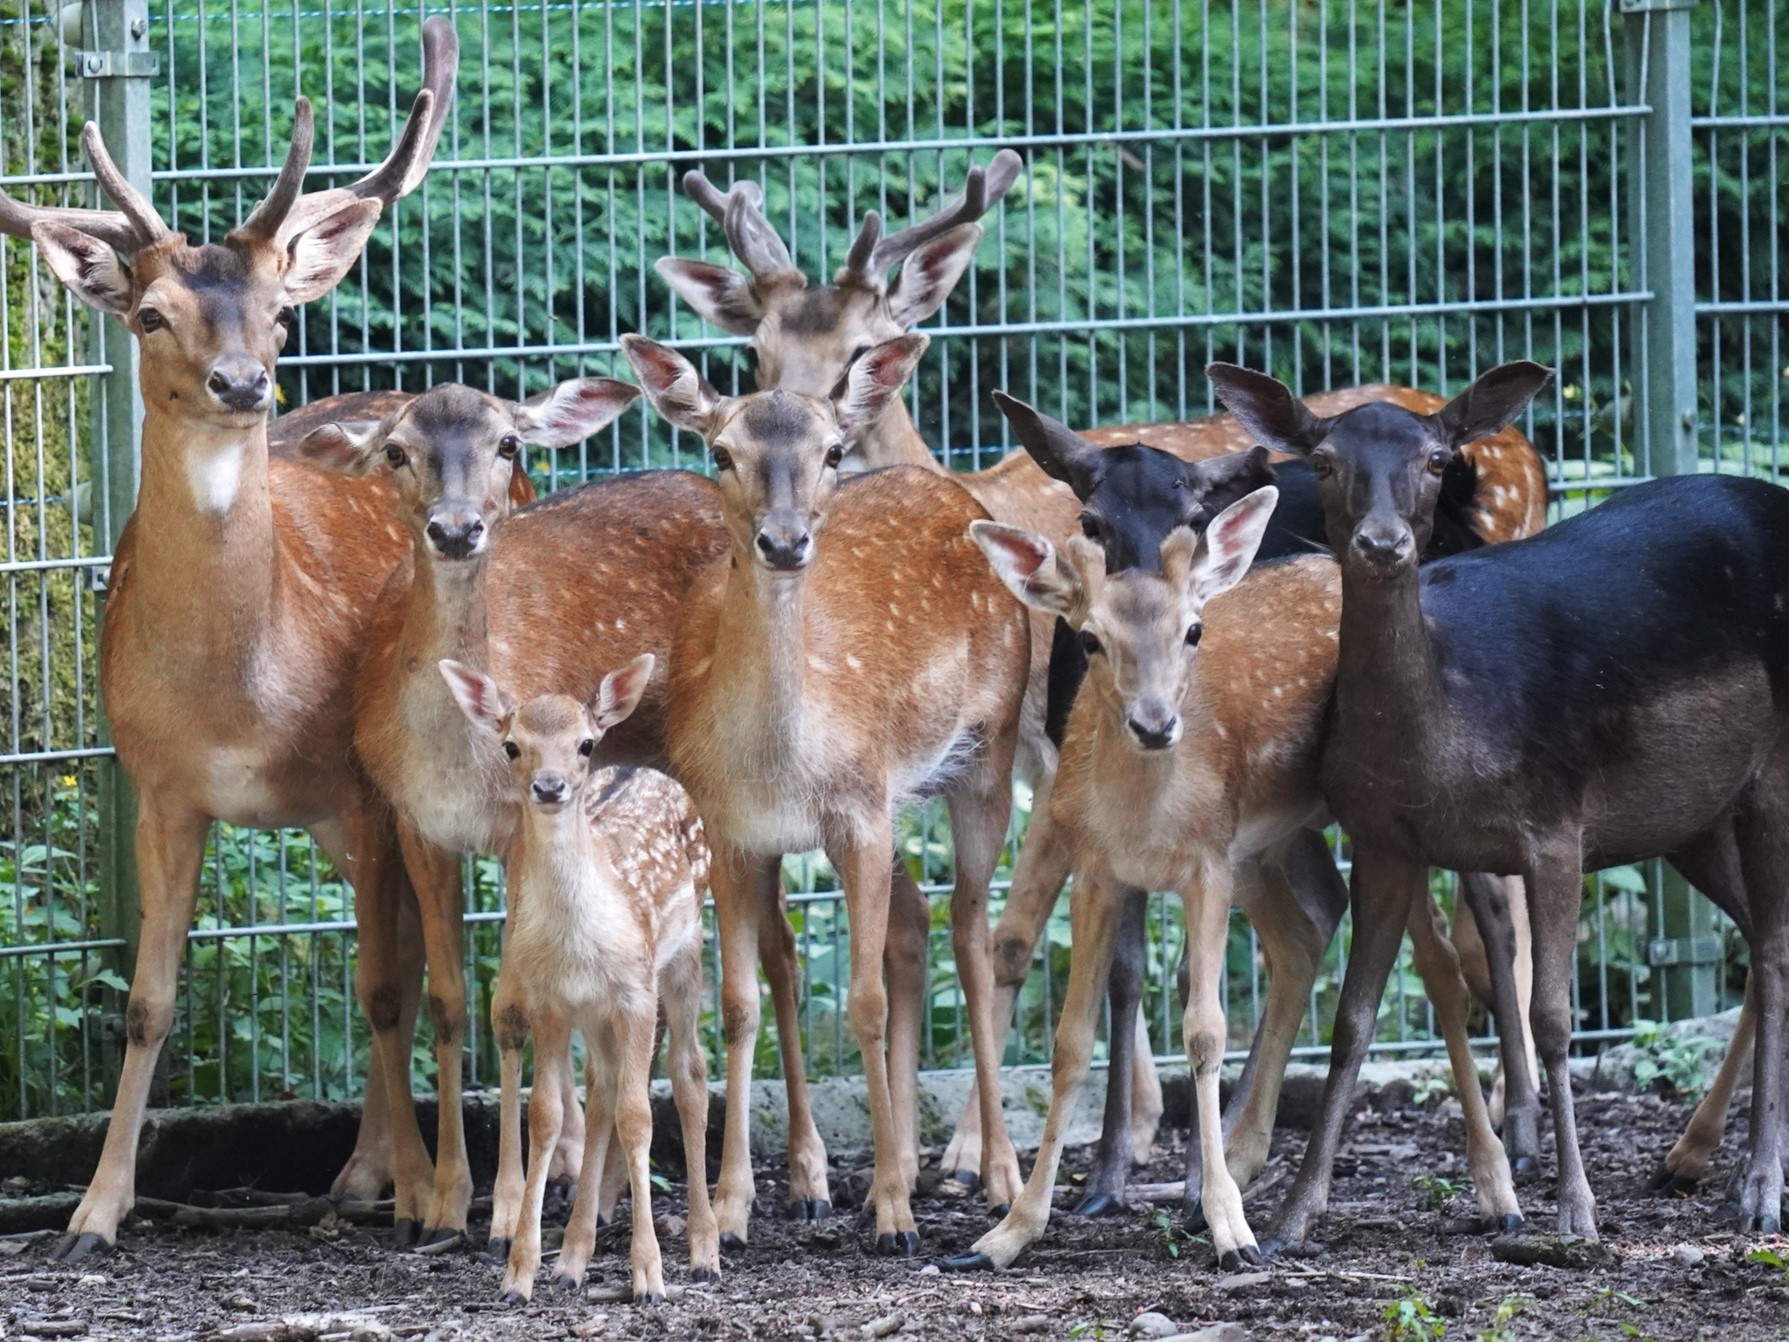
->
680, 169, 798, 283
837, 149, 1023, 287
0, 124, 173, 257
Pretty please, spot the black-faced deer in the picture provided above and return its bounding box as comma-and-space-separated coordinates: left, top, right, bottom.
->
293, 377, 641, 1243
1001, 394, 1542, 1219
621, 332, 1032, 1253
945, 489, 1520, 1270
1207, 359, 1789, 1244
0, 22, 457, 1259
440, 655, 719, 1304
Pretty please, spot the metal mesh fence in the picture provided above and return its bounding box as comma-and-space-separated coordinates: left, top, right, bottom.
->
1, 0, 1782, 1123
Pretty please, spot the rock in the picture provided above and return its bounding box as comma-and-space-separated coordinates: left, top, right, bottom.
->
1161, 1327, 1249, 1342
1675, 1244, 1707, 1268
653, 1212, 686, 1239
1490, 1234, 1620, 1270
861, 1314, 906, 1338
1213, 1271, 1274, 1292
1009, 1319, 1051, 1335
917, 1263, 941, 1276
1130, 1313, 1180, 1337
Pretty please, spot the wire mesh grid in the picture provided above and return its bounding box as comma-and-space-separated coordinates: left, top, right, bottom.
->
1, 0, 1781, 1122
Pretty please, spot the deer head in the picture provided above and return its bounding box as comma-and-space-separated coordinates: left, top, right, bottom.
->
620, 333, 927, 573
440, 655, 655, 812
656, 153, 1021, 413
293, 378, 637, 560
1207, 361, 1552, 576
974, 487, 1279, 752
0, 19, 457, 431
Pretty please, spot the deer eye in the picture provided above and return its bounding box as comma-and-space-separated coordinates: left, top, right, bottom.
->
385, 444, 408, 468
498, 433, 522, 459
137, 306, 165, 333
711, 446, 734, 472
578, 738, 595, 757
1079, 514, 1103, 540
1427, 448, 1451, 475
1185, 623, 1203, 648
1078, 630, 1103, 657
850, 344, 872, 364
824, 443, 844, 469
1310, 452, 1334, 480
502, 740, 520, 760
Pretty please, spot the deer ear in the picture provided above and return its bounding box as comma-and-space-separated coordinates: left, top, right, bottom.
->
516, 378, 639, 448
592, 654, 655, 733
654, 257, 767, 336
292, 420, 386, 475
1188, 485, 1279, 603
1434, 361, 1553, 449
993, 390, 1105, 495
438, 659, 513, 731
886, 223, 983, 327
971, 520, 1081, 620
283, 199, 384, 305
1206, 363, 1333, 457
833, 334, 929, 438
619, 335, 726, 438
1187, 445, 1277, 516
31, 221, 134, 316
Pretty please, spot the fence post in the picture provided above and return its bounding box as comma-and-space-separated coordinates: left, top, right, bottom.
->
80, 0, 155, 1080
1623, 0, 1720, 1022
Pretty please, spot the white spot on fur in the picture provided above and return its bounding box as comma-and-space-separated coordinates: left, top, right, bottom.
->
187, 444, 244, 516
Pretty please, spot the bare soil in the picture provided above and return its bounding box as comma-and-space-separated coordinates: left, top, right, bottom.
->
5, 1088, 1786, 1340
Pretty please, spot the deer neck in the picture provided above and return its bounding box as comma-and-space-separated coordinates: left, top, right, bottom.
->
716, 554, 814, 757
853, 399, 946, 474
1333, 561, 1449, 777
403, 544, 492, 673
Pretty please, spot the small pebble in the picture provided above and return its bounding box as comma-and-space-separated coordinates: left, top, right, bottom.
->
1214, 1271, 1274, 1292
917, 1263, 940, 1276
1676, 1243, 1707, 1268
1131, 1313, 1179, 1337
1009, 1319, 1051, 1336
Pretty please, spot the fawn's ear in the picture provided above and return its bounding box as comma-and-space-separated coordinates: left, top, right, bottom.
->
292, 420, 386, 475
31, 221, 135, 316
1434, 361, 1553, 450
994, 390, 1107, 496
1206, 363, 1334, 456
592, 654, 655, 734
972, 521, 1082, 621
655, 257, 768, 336
832, 334, 929, 440
620, 335, 727, 439
1181, 485, 1279, 604
439, 659, 514, 732
516, 377, 639, 448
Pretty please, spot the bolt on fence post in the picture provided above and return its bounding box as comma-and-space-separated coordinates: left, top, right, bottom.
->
80, 0, 156, 1085
1624, 0, 1720, 1023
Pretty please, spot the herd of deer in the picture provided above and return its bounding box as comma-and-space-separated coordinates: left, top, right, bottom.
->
6, 21, 1787, 1305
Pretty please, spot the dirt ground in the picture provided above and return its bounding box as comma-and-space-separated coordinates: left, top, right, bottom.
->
6, 1088, 1788, 1341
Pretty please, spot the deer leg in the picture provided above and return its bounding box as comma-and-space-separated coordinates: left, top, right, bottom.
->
1457, 872, 1541, 1176
665, 946, 721, 1283
1074, 889, 1147, 1218
711, 847, 767, 1246
548, 1044, 588, 1193
499, 1010, 569, 1305
397, 827, 474, 1245
754, 859, 832, 1222
886, 856, 930, 1193
1406, 890, 1523, 1230
942, 872, 1123, 1271
593, 1095, 631, 1225
1651, 974, 1754, 1194
1727, 791, 1789, 1233
944, 781, 1075, 1188
556, 1022, 619, 1293
486, 985, 529, 1260
1267, 845, 1426, 1255
947, 765, 1024, 1218
614, 1006, 669, 1303
52, 802, 211, 1262
1526, 832, 1598, 1238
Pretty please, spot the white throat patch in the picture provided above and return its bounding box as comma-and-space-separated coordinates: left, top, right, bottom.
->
187, 441, 246, 516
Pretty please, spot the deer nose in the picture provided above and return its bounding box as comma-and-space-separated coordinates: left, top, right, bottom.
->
531, 773, 568, 805
1126, 700, 1181, 752
1352, 524, 1414, 569
755, 518, 813, 571
206, 359, 271, 413
426, 509, 486, 560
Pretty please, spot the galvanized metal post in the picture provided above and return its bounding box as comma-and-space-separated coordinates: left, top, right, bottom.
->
1624, 0, 1720, 1022
80, 0, 156, 1073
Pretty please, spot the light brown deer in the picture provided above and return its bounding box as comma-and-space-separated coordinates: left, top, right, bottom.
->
944, 494, 1521, 1270
292, 378, 640, 1243
621, 332, 1031, 1253
440, 655, 720, 1304
0, 22, 458, 1259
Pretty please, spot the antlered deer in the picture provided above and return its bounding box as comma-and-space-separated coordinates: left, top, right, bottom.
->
0, 21, 458, 1259
621, 332, 1031, 1253
440, 655, 719, 1304
1206, 360, 1789, 1245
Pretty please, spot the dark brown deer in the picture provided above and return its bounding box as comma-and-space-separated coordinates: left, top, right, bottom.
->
622, 332, 1032, 1253
1208, 359, 1789, 1245
0, 22, 458, 1259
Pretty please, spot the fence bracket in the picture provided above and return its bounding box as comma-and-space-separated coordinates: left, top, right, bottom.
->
77, 49, 159, 79
1646, 936, 1725, 968
1617, 0, 1697, 11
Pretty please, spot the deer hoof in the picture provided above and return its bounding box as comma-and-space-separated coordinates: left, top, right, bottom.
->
1072, 1191, 1125, 1219
1218, 1244, 1263, 1270
480, 1237, 511, 1265
874, 1230, 921, 1256
788, 1199, 832, 1222
944, 1169, 981, 1194
497, 1290, 528, 1308
634, 1290, 665, 1306
719, 1232, 748, 1253
391, 1218, 422, 1249
51, 1232, 112, 1265
691, 1267, 721, 1283
937, 1251, 996, 1273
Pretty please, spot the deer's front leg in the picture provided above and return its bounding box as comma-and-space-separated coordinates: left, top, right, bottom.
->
499, 1011, 570, 1304
486, 983, 530, 1259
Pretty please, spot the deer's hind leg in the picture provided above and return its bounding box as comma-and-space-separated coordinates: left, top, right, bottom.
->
1073, 889, 1148, 1219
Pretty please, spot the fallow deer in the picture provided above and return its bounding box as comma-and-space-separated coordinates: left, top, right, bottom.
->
1000, 395, 1542, 1221
292, 377, 641, 1243
1206, 360, 1789, 1245
440, 655, 720, 1303
621, 332, 1032, 1253
0, 22, 458, 1259
944, 489, 1520, 1270
657, 163, 1552, 1192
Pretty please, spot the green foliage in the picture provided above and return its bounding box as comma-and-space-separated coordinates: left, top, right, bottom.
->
1382, 1290, 1448, 1342
1411, 1172, 1460, 1211
1748, 1245, 1789, 1282
1477, 1295, 1529, 1342
1627, 1019, 1728, 1097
